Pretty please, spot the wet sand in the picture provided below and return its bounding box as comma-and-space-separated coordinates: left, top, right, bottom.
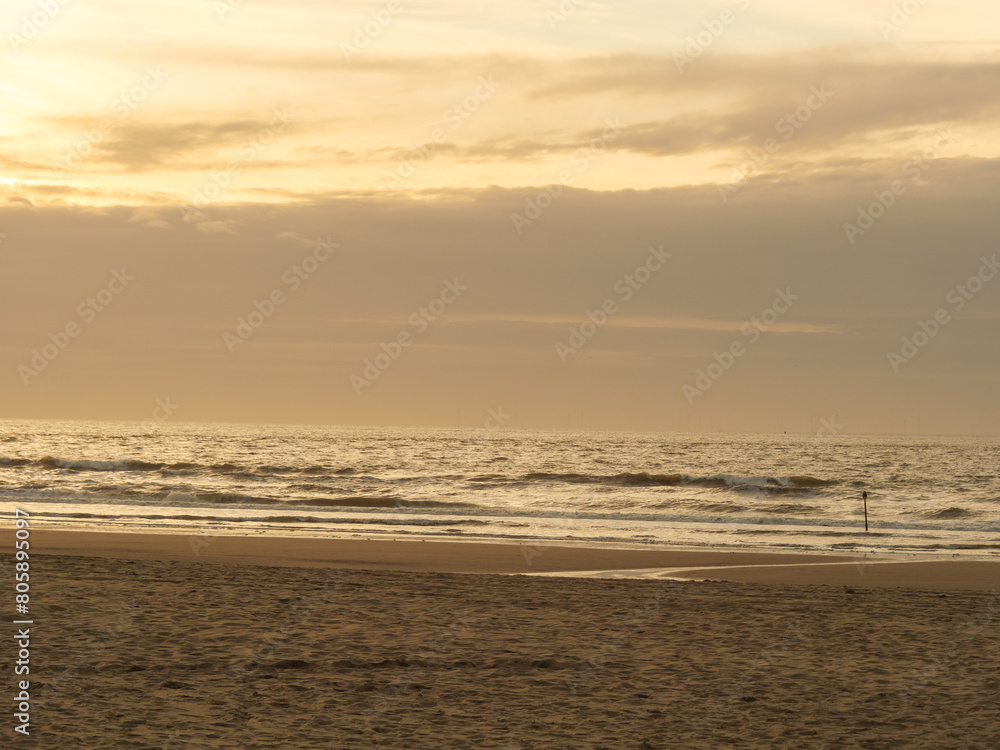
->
27, 529, 1000, 590
9, 529, 1000, 748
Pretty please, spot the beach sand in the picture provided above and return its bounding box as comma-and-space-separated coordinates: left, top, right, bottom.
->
11, 530, 1000, 748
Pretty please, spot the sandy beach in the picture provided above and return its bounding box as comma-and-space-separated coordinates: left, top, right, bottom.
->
11, 530, 1000, 748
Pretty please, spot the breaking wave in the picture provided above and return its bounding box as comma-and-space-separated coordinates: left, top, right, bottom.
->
516, 471, 836, 489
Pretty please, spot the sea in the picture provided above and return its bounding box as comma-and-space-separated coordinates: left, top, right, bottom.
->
1, 420, 998, 559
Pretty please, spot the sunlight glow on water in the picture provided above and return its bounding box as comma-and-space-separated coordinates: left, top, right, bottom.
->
1, 420, 997, 558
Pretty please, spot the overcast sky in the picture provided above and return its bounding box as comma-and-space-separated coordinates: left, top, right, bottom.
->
2, 0, 999, 434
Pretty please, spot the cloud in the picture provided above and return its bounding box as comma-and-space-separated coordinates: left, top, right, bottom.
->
195, 219, 240, 235
128, 207, 172, 229
1, 161, 998, 431
526, 50, 1000, 147
9, 43, 1000, 198
46, 118, 291, 172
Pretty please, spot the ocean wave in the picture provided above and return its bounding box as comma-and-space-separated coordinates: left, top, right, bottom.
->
519, 471, 685, 486
257, 464, 337, 475
3, 456, 836, 494
263, 515, 324, 523
709, 474, 836, 489
762, 503, 822, 515
729, 484, 819, 496
516, 471, 835, 489
15, 456, 177, 473
695, 502, 746, 513
38, 456, 127, 471
1, 455, 364, 480
288, 497, 480, 509
164, 491, 200, 504
922, 507, 977, 520
157, 490, 281, 505
256, 465, 300, 474
355, 518, 488, 526
613, 472, 686, 486
0, 458, 32, 467
787, 475, 836, 487
468, 474, 507, 483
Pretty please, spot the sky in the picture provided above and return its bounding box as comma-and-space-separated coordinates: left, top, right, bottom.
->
1, 0, 999, 434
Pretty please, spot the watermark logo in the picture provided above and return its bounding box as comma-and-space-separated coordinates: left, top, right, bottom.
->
878, 0, 929, 40
511, 117, 624, 234
18, 268, 135, 385
8, 0, 72, 53
843, 128, 957, 245
350, 278, 467, 394
546, 0, 586, 30
213, 0, 243, 21
54, 66, 169, 178
180, 107, 295, 223
888, 254, 998, 372
556, 244, 671, 362
683, 287, 799, 404
674, 0, 751, 71
719, 84, 833, 201
140, 397, 180, 430
341, 0, 403, 60
385, 75, 500, 189
223, 235, 337, 353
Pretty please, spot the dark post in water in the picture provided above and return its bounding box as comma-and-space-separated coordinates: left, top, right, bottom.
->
863, 491, 869, 532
